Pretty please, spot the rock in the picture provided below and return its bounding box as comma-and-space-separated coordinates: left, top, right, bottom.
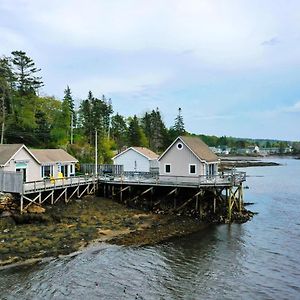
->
0, 217, 16, 229
26, 204, 46, 214
0, 211, 12, 218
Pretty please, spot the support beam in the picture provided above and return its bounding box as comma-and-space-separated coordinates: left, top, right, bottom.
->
174, 189, 204, 213
131, 187, 153, 204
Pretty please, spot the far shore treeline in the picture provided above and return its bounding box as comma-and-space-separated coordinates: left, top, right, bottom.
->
0, 51, 299, 163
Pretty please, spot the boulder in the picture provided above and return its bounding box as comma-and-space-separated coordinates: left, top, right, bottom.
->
26, 204, 46, 214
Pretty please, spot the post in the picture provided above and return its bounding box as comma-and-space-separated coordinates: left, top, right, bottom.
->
228, 188, 232, 221
95, 129, 98, 176
1, 94, 5, 144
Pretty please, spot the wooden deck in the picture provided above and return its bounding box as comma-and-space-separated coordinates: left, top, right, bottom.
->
99, 171, 246, 188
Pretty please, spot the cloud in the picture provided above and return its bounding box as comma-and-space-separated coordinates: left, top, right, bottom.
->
283, 101, 300, 113
262, 37, 280, 46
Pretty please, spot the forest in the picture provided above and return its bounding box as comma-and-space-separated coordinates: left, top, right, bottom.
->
0, 51, 296, 163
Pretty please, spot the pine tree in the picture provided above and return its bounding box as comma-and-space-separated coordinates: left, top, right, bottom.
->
11, 50, 43, 94
63, 86, 76, 143
111, 113, 128, 149
128, 115, 147, 147
173, 107, 185, 136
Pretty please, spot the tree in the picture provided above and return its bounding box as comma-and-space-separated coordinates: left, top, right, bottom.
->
128, 115, 148, 147
63, 86, 76, 143
11, 50, 43, 94
111, 113, 128, 149
141, 108, 169, 152
172, 107, 185, 136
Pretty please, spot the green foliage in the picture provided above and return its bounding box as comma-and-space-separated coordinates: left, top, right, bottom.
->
172, 107, 185, 136
128, 115, 148, 147
111, 113, 128, 149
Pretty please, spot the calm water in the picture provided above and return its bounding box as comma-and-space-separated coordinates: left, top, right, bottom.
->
1, 158, 300, 299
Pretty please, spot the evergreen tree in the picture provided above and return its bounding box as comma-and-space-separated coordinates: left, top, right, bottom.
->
128, 115, 147, 147
111, 113, 128, 149
63, 86, 76, 143
11, 50, 43, 94
172, 107, 185, 136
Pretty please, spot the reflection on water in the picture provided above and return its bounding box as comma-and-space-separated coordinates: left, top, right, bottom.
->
1, 158, 300, 299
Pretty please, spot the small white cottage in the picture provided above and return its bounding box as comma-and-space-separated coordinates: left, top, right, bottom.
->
158, 136, 220, 177
0, 144, 78, 182
112, 147, 159, 172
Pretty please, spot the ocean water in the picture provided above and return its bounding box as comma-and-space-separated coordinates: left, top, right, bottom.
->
0, 157, 299, 299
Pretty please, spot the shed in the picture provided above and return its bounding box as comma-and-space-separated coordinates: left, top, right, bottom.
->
112, 147, 159, 172
158, 136, 220, 177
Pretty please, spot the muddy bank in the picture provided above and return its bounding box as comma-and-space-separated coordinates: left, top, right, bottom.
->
0, 194, 254, 267
0, 196, 207, 267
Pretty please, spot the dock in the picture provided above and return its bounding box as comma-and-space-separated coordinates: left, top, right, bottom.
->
0, 169, 246, 221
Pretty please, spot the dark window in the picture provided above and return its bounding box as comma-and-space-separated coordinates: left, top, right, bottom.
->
190, 165, 196, 174
165, 164, 171, 173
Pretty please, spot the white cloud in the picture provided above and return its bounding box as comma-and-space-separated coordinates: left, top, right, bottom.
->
283, 101, 300, 113
4, 0, 300, 69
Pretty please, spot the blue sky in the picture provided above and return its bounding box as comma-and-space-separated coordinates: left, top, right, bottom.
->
1, 0, 300, 141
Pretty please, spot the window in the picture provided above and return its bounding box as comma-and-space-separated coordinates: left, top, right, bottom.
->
70, 164, 74, 174
177, 142, 183, 150
42, 165, 53, 178
165, 164, 171, 173
189, 164, 196, 174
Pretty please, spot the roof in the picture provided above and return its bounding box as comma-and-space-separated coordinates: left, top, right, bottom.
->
132, 147, 159, 160
0, 144, 24, 166
112, 146, 159, 160
30, 149, 78, 164
159, 136, 219, 163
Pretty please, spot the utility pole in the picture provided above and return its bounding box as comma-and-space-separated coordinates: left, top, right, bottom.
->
70, 112, 73, 144
1, 94, 5, 145
95, 129, 98, 175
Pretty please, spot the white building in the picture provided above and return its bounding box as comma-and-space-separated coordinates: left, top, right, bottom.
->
112, 147, 159, 172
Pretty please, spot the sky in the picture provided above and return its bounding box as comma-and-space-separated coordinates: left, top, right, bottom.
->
1, 0, 300, 141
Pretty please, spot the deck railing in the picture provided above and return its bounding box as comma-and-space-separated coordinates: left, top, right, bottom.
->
100, 171, 246, 187
23, 175, 98, 193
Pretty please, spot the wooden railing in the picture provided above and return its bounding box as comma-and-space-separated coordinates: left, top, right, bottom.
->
100, 171, 246, 187
23, 175, 98, 193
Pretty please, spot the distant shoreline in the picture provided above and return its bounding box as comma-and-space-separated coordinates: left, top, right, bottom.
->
219, 156, 281, 168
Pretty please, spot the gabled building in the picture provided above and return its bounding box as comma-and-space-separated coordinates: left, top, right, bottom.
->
0, 144, 78, 182
0, 144, 41, 182
112, 147, 159, 172
158, 136, 220, 177
30, 149, 77, 178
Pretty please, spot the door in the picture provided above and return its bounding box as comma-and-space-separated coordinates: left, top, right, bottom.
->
16, 168, 26, 182
60, 165, 68, 177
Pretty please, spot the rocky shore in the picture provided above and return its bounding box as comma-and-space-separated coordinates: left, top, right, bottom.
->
220, 156, 280, 169
0, 193, 254, 268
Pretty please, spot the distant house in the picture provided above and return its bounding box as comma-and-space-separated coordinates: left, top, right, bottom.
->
112, 147, 159, 172
0, 144, 78, 182
158, 136, 220, 177
30, 149, 78, 178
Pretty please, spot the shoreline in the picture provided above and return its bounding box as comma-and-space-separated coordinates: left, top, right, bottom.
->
0, 196, 211, 268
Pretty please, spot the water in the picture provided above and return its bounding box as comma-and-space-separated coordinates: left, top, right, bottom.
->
1, 158, 300, 299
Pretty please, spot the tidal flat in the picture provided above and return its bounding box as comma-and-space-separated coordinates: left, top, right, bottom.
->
0, 196, 207, 267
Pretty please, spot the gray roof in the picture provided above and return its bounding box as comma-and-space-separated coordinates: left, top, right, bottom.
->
132, 147, 159, 160
113, 147, 159, 160
180, 136, 219, 162
158, 136, 219, 163
0, 144, 24, 166
30, 149, 78, 164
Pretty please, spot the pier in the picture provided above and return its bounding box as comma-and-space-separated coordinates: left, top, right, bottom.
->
0, 169, 246, 221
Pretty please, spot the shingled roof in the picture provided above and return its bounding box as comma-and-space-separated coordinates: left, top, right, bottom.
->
30, 149, 78, 164
132, 147, 159, 160
0, 144, 26, 166
159, 136, 219, 163
179, 136, 219, 162
113, 146, 159, 160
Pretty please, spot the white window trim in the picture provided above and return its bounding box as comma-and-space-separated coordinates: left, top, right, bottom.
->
41, 165, 53, 178
189, 164, 197, 175
164, 163, 171, 174
177, 142, 183, 150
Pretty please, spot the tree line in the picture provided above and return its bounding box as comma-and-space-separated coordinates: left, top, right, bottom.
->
1, 50, 297, 163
